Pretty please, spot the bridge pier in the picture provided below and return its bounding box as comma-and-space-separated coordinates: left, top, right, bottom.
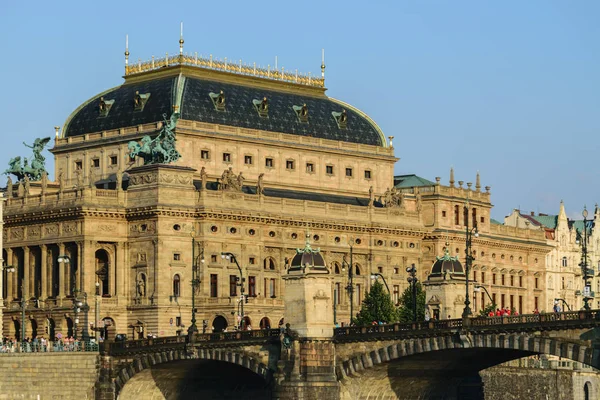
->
274, 245, 340, 399
95, 353, 116, 400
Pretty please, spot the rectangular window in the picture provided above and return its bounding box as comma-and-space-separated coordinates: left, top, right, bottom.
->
501, 275, 505, 286
223, 153, 231, 162
249, 257, 255, 265
393, 285, 400, 305
492, 293, 497, 305
110, 156, 118, 165
519, 296, 523, 314
248, 276, 256, 296
210, 274, 218, 298
364, 170, 371, 179
176, 316, 182, 327
454, 205, 460, 225
534, 296, 539, 310
201, 150, 210, 159
480, 216, 485, 224
356, 284, 361, 305
345, 168, 353, 177
501, 294, 505, 308
473, 271, 477, 282
510, 295, 514, 310
286, 160, 295, 170
244, 155, 253, 165
335, 283, 341, 304
492, 274, 496, 285
481, 272, 486, 283
269, 278, 275, 297
265, 158, 274, 167
442, 210, 447, 217
561, 276, 565, 289
75, 161, 83, 170
93, 158, 100, 168
210, 254, 217, 263
535, 277, 539, 289
306, 163, 314, 173
472, 208, 477, 228
326, 165, 334, 175
519, 276, 523, 287
173, 253, 181, 261
510, 276, 514, 287
230, 275, 238, 296
481, 292, 485, 308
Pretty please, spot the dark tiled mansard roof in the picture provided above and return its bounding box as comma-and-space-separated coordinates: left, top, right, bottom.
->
64, 72, 384, 147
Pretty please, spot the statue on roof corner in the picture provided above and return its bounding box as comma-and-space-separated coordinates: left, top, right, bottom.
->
4, 137, 51, 181
128, 111, 182, 165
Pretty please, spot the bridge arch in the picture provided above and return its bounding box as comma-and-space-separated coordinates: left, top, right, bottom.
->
114, 347, 272, 398
337, 332, 596, 383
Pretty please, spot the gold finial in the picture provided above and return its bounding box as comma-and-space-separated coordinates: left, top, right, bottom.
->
54, 126, 60, 141
321, 48, 326, 79
179, 22, 184, 56
124, 34, 130, 72
388, 136, 394, 148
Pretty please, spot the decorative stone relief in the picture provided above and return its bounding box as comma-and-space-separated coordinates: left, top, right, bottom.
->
27, 226, 40, 237
63, 222, 77, 234
44, 224, 59, 236
99, 224, 117, 232
11, 228, 24, 240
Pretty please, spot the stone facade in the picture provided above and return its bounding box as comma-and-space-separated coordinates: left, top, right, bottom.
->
1, 48, 554, 343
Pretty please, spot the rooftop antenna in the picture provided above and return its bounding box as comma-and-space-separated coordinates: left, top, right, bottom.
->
179, 22, 184, 56
124, 34, 130, 73
321, 48, 326, 80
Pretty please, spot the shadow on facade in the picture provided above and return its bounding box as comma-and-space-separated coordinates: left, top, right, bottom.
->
119, 359, 271, 400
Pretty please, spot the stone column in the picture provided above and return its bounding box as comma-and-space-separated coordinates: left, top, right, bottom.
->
58, 243, 66, 298
22, 247, 30, 300
6, 248, 13, 300
40, 245, 48, 299
116, 242, 125, 298
76, 241, 84, 295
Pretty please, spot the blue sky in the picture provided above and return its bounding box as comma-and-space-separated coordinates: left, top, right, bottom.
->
1, 1, 599, 220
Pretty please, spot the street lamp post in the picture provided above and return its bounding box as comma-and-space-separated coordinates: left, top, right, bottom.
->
406, 264, 417, 323
342, 241, 354, 324
474, 284, 494, 304
370, 273, 390, 294
95, 282, 100, 341
333, 288, 338, 326
554, 298, 571, 312
462, 200, 479, 320
188, 232, 204, 337
579, 207, 591, 311
221, 252, 245, 329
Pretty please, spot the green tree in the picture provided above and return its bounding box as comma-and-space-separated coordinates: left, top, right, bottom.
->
479, 302, 498, 317
353, 281, 399, 325
398, 282, 427, 323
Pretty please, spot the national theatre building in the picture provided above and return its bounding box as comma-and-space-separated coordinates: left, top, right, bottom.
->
2, 40, 565, 341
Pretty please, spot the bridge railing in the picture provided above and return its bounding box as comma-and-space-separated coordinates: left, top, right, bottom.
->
334, 310, 600, 339
104, 328, 282, 355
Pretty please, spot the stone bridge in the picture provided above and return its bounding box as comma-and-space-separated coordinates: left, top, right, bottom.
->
93, 310, 600, 400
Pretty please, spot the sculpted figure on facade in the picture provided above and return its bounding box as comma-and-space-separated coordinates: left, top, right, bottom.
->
257, 173, 265, 195
237, 172, 245, 190
89, 165, 95, 188
23, 175, 30, 196
220, 167, 242, 191
41, 171, 48, 195
200, 167, 208, 190
6, 176, 12, 198
116, 169, 122, 191
58, 170, 65, 192
76, 170, 84, 188
368, 185, 374, 207
17, 181, 24, 197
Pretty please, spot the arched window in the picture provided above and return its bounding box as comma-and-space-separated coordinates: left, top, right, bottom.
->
333, 262, 340, 274
355, 264, 361, 276
173, 274, 181, 297
584, 381, 591, 400
562, 257, 567, 267
263, 258, 276, 270
95, 250, 110, 296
